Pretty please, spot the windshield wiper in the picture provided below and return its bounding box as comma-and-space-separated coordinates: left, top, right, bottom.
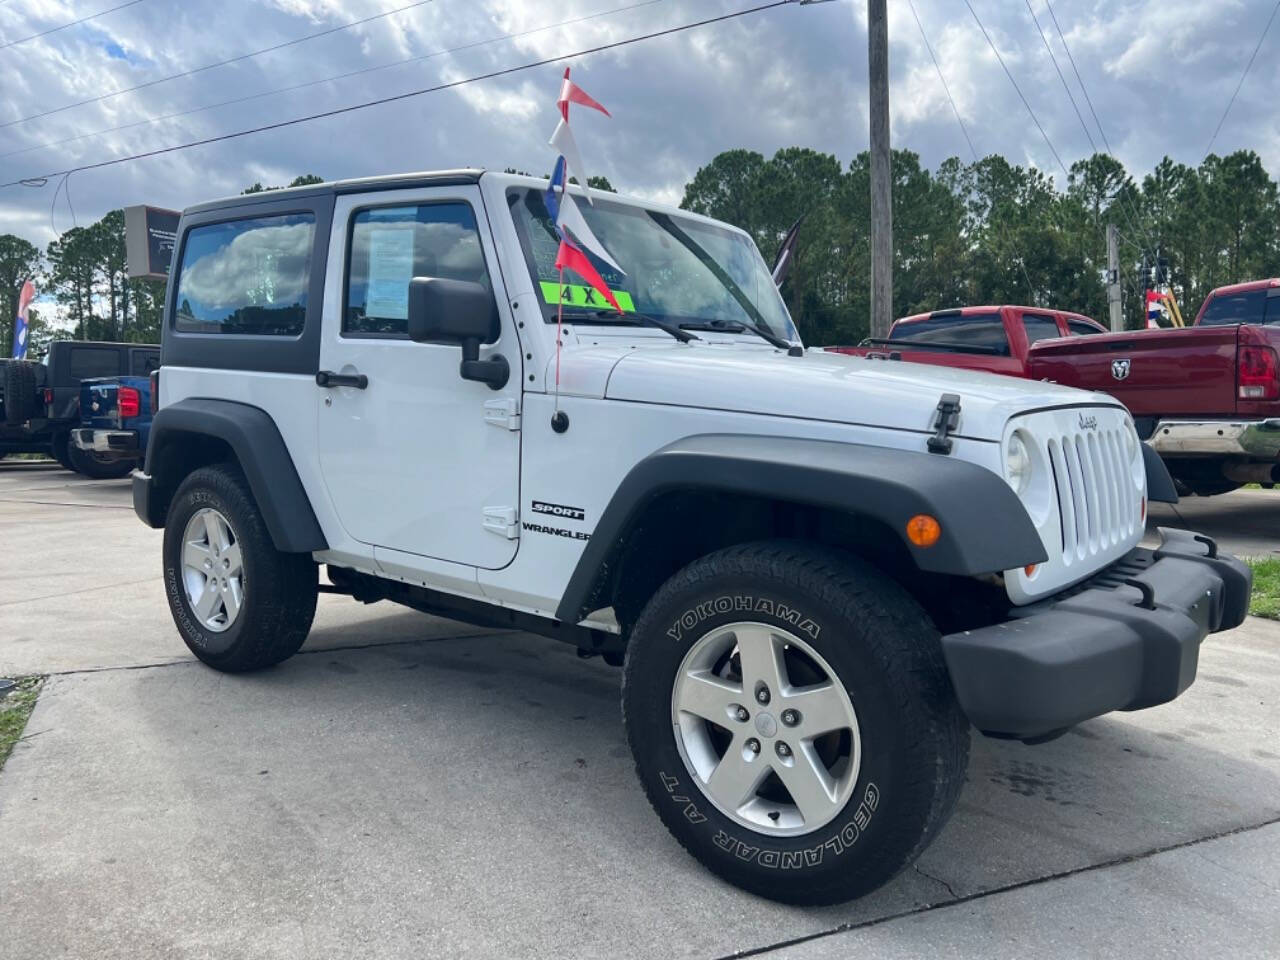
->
679, 318, 799, 352
647, 212, 802, 355
559, 308, 699, 343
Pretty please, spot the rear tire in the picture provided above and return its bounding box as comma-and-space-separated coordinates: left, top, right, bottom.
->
67, 442, 134, 479
622, 541, 968, 905
163, 464, 317, 672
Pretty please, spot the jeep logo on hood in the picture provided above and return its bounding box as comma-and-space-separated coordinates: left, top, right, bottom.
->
1078, 412, 1098, 430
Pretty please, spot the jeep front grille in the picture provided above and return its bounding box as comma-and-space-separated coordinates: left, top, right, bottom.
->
1046, 424, 1138, 568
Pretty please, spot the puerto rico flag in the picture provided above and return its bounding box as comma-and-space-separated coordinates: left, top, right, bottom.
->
12, 279, 34, 359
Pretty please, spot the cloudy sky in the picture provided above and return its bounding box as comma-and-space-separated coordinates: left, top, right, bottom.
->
0, 0, 1278, 250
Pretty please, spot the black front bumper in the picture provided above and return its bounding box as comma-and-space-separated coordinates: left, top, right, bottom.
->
941, 528, 1251, 741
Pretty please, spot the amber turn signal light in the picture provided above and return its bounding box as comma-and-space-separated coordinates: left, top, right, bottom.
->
906, 514, 942, 548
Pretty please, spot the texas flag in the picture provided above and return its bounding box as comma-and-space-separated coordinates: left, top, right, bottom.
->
1145, 290, 1164, 329
544, 157, 623, 274
12, 279, 34, 359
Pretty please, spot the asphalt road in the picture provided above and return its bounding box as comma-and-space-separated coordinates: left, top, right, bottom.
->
1, 461, 1277, 959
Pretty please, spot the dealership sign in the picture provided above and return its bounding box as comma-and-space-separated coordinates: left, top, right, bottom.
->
124, 205, 180, 279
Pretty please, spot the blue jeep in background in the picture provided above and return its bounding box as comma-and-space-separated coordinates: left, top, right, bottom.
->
1, 340, 159, 478
70, 372, 155, 477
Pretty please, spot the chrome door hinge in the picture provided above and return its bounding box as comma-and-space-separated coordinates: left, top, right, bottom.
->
483, 398, 521, 431
483, 506, 519, 539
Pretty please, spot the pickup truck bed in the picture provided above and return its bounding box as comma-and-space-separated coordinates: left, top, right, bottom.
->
70, 374, 153, 478
830, 297, 1280, 496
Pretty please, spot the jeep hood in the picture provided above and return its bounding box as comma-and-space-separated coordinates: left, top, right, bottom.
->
594, 344, 1116, 441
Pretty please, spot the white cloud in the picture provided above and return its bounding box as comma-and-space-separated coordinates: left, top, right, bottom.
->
1, 0, 1279, 254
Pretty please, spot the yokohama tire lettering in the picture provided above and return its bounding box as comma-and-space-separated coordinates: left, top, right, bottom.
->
666, 595, 821, 643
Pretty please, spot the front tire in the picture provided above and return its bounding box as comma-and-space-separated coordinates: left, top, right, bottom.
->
163, 464, 317, 672
622, 541, 968, 905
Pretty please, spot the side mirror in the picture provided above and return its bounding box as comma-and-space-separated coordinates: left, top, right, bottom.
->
407, 277, 508, 390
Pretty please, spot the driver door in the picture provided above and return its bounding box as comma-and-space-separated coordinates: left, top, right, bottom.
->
316, 186, 522, 570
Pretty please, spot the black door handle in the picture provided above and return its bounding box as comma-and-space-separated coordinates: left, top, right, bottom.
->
316, 370, 368, 389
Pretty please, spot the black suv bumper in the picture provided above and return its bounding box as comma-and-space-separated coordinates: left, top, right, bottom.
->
941, 528, 1251, 741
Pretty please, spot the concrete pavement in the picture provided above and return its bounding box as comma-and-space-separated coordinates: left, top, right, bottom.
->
1, 462, 1278, 958
0, 462, 497, 675
1147, 486, 1280, 559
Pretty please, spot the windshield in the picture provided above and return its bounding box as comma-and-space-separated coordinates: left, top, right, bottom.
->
507, 188, 797, 340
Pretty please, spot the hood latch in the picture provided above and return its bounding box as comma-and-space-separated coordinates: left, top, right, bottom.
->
927, 393, 962, 455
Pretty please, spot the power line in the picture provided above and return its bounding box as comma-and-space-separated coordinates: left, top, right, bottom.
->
3, 0, 794, 190
1204, 0, 1280, 156
1043, 1, 1110, 155
0, 0, 666, 163
1042, 2, 1160, 262
1022, 0, 1094, 154
0, 0, 437, 130
905, 0, 1036, 300
962, 0, 1070, 182
0, 0, 145, 51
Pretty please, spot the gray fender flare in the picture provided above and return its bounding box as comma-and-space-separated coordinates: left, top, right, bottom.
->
555, 434, 1046, 623
142, 398, 327, 553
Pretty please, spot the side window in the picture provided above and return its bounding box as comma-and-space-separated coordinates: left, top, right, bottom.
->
1068, 318, 1104, 336
174, 213, 316, 335
344, 202, 490, 337
68, 347, 122, 380
131, 351, 160, 375
1199, 290, 1266, 326
1021, 313, 1062, 345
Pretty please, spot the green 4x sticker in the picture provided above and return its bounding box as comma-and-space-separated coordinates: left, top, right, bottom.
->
540, 281, 635, 312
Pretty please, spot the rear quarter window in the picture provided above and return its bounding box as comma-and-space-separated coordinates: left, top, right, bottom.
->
173, 213, 316, 336
130, 351, 160, 375
1021, 313, 1062, 345
1067, 318, 1105, 336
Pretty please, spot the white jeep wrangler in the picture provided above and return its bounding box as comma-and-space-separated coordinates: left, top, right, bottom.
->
134, 170, 1250, 905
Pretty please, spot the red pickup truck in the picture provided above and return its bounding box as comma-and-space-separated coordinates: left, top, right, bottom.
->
830, 281, 1280, 496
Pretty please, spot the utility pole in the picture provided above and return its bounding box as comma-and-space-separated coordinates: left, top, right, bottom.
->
868, 0, 892, 340
1106, 223, 1122, 332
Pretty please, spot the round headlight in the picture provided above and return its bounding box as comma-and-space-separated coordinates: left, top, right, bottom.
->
1006, 432, 1032, 495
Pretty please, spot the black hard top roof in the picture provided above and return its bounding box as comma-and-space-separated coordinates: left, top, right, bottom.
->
182, 168, 485, 216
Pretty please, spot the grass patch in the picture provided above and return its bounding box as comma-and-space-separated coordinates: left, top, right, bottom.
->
1247, 557, 1280, 620
0, 677, 44, 772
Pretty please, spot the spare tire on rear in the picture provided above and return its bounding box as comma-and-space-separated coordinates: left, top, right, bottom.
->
2, 361, 38, 425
